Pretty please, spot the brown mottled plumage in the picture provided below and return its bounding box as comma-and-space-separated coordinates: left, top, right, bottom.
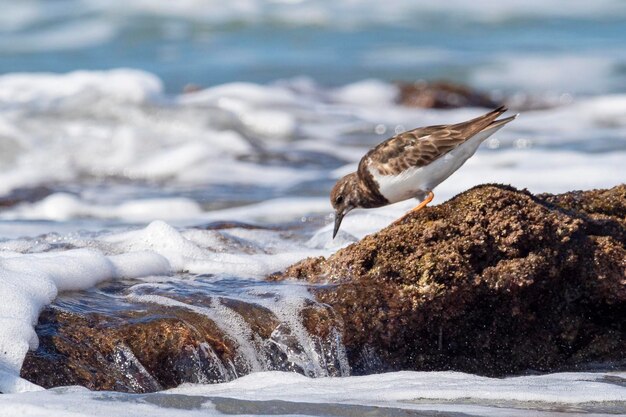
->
360, 105, 508, 176
331, 106, 516, 238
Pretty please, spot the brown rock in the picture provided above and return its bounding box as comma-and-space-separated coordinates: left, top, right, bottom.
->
0, 186, 54, 208
21, 289, 347, 392
396, 80, 501, 109
273, 184, 626, 376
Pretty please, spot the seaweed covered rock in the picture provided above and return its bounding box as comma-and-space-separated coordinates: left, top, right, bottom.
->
274, 184, 626, 376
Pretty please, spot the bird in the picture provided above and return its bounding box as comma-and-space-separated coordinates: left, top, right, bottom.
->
330, 105, 517, 238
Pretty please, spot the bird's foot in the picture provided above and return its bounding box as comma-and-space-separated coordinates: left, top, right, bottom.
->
391, 191, 434, 226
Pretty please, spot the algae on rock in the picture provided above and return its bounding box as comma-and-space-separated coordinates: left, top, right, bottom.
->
273, 184, 626, 376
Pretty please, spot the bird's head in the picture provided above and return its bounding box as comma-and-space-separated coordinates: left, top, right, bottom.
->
330, 173, 359, 238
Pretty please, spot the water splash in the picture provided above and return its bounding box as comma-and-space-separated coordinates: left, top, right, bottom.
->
25, 276, 350, 392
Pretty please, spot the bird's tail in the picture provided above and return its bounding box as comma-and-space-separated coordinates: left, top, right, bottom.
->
453, 105, 510, 138
481, 113, 518, 132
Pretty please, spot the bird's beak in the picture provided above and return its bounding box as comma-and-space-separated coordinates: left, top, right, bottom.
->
332, 210, 345, 239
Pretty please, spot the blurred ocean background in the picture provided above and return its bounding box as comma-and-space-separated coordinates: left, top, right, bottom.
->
2, 0, 626, 93
0, 1, 625, 416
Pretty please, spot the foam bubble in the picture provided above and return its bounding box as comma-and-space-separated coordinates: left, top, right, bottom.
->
102, 220, 206, 271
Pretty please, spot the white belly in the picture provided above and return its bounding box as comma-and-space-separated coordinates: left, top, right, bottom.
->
369, 127, 499, 204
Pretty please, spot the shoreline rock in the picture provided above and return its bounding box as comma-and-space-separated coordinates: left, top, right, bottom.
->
395, 80, 501, 109
272, 184, 626, 376
21, 290, 347, 392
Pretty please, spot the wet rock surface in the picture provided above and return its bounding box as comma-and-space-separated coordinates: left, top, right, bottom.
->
274, 184, 626, 376
0, 186, 54, 208
396, 80, 502, 109
21, 280, 348, 392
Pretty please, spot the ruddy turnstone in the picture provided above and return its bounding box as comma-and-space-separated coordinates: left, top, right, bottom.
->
331, 106, 517, 238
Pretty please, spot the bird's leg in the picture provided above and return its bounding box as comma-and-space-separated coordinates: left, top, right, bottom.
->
409, 191, 434, 214
391, 191, 434, 226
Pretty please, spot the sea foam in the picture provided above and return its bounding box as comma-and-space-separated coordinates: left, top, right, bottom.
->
0, 69, 625, 203
3, 370, 622, 417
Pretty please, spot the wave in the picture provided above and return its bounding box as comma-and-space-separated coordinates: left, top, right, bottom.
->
1, 0, 625, 32
0, 69, 624, 203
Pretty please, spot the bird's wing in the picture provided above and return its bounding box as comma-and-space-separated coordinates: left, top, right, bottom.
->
358, 106, 508, 177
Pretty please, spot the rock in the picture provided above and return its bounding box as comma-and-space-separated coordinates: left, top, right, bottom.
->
272, 184, 626, 376
182, 84, 203, 94
396, 80, 501, 109
0, 186, 54, 208
21, 286, 348, 392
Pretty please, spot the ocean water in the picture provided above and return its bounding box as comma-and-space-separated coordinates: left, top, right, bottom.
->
0, 1, 625, 416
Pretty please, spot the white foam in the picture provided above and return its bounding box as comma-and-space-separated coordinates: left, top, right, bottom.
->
1, 68, 624, 202
0, 385, 218, 417
0, 69, 162, 109
180, 82, 301, 141
331, 79, 398, 106
220, 198, 329, 221
124, 140, 246, 180
472, 55, 616, 94
109, 252, 171, 279
102, 221, 207, 271
179, 82, 300, 107
0, 370, 624, 416
439, 148, 626, 196
171, 370, 626, 404
175, 160, 321, 188
0, 70, 332, 195
2, 193, 204, 222
100, 220, 328, 277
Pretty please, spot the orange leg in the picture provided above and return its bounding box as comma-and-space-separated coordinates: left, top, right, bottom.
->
392, 191, 434, 225
409, 191, 434, 214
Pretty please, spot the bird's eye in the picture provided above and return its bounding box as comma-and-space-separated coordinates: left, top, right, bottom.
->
335, 196, 344, 205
